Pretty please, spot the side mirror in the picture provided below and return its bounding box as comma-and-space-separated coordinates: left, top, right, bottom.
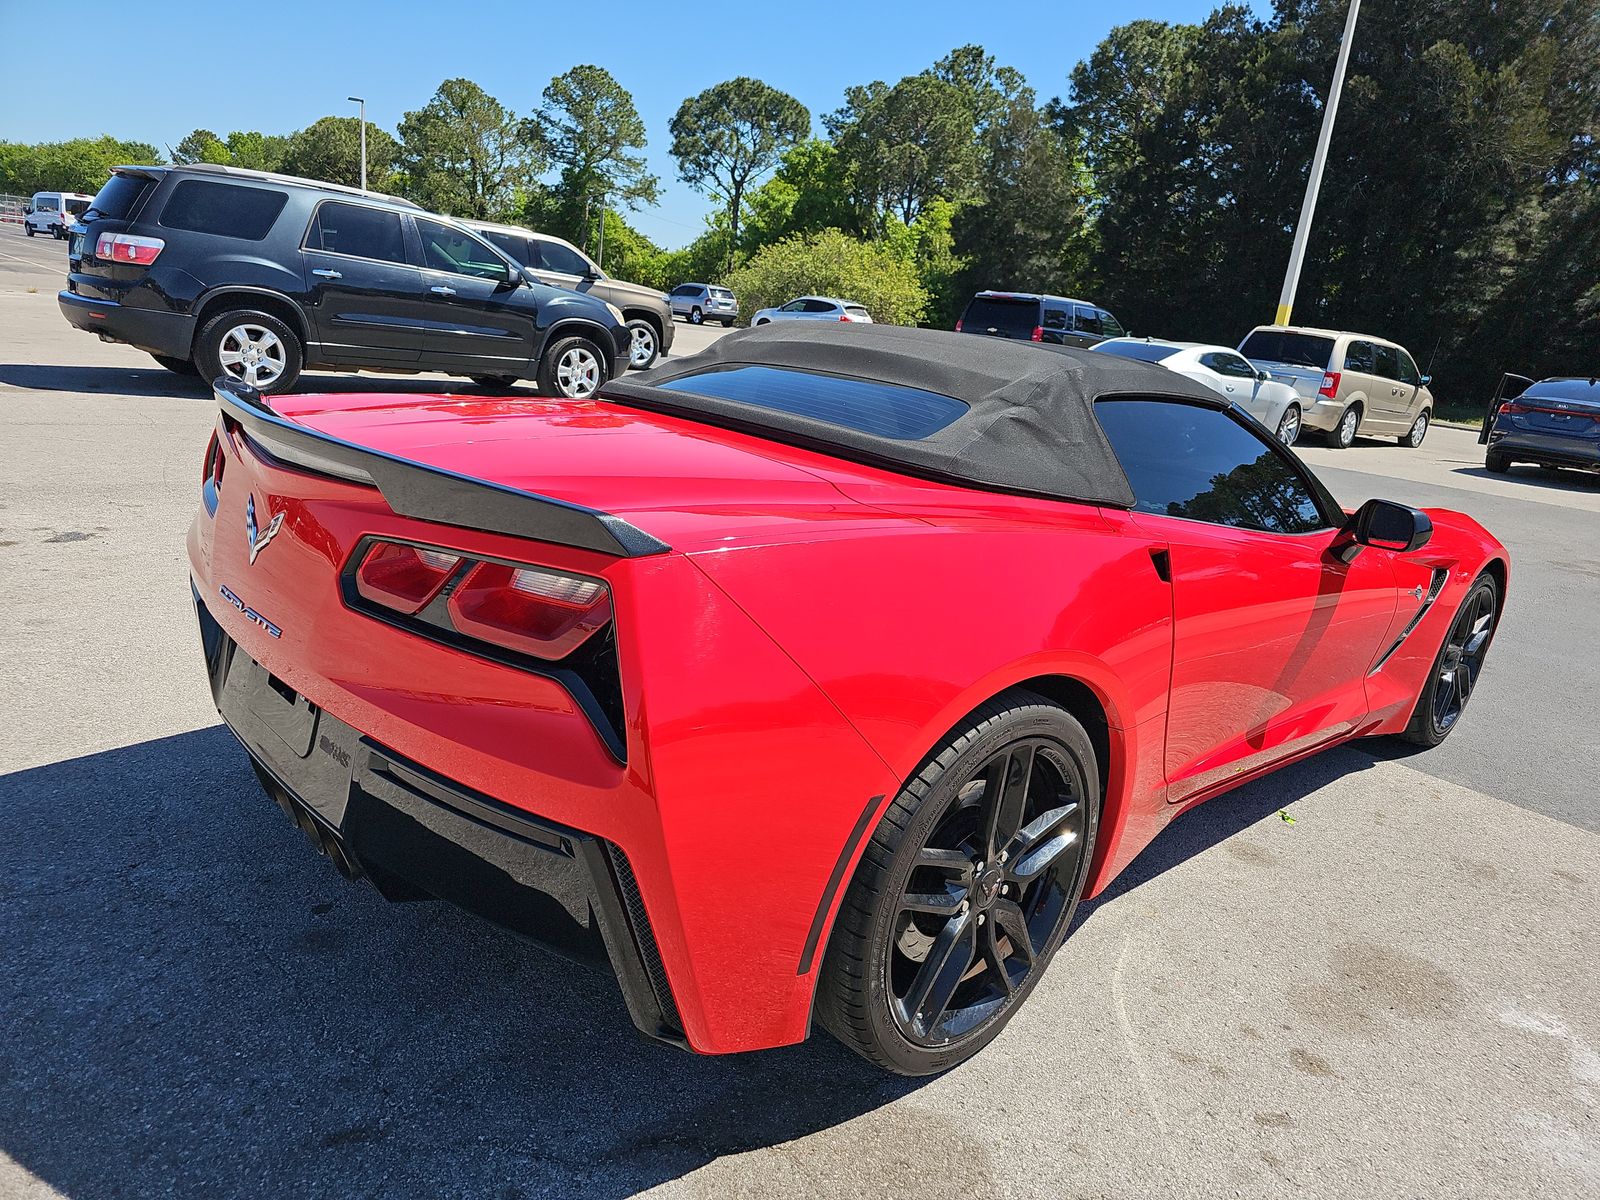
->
1420, 374, 1432, 387
583, 268, 603, 281
1256, 368, 1271, 383
1335, 498, 1432, 561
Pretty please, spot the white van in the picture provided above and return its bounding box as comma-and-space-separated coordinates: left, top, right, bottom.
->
25, 192, 94, 239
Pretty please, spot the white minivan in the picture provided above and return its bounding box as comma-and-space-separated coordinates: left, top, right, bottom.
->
25, 192, 94, 239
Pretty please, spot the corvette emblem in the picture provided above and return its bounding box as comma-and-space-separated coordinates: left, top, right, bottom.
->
246, 494, 284, 564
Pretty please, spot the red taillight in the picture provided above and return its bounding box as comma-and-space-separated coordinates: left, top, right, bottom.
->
1318, 371, 1341, 400
355, 541, 462, 615
954, 318, 963, 332
202, 432, 219, 482
1031, 326, 1044, 342
1499, 400, 1527, 415
95, 232, 165, 266
447, 561, 612, 660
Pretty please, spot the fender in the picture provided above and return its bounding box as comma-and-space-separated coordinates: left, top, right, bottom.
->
192, 285, 311, 343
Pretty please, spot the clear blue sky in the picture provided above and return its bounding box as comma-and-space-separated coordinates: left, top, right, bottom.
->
0, 0, 1258, 248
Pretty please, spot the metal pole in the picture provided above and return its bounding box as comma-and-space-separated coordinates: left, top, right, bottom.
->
596, 193, 605, 269
1275, 0, 1360, 327
348, 96, 367, 191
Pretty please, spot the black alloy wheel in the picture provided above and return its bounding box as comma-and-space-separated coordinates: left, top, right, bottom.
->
1402, 573, 1499, 746
819, 690, 1099, 1075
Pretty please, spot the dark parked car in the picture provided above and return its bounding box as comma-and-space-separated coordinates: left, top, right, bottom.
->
58, 164, 629, 397
1483, 375, 1600, 475
955, 291, 1125, 347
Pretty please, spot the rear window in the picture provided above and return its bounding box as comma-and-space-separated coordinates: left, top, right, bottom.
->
654, 365, 967, 440
84, 173, 157, 222
64, 197, 90, 216
1094, 341, 1179, 364
1239, 330, 1335, 369
709, 287, 735, 301
961, 296, 1038, 338
159, 180, 287, 241
844, 305, 871, 320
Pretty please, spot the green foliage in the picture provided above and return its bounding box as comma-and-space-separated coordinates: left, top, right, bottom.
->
0, 136, 162, 196
398, 79, 543, 219
280, 116, 399, 191
740, 139, 854, 252
669, 78, 810, 272
224, 131, 289, 173
725, 229, 928, 326
171, 129, 231, 165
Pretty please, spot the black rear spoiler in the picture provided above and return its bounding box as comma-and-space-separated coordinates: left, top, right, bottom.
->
213, 378, 670, 558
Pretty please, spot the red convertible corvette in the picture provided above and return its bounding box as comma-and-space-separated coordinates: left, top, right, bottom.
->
187, 324, 1507, 1075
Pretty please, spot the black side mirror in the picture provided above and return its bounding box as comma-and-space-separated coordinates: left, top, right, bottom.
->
1334, 498, 1432, 561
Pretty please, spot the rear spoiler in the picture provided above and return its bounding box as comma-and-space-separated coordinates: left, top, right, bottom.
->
213, 378, 670, 558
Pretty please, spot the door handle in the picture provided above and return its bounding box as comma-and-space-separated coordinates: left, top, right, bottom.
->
311, 268, 341, 279
430, 285, 456, 296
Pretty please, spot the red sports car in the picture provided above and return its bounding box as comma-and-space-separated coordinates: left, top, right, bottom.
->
187, 324, 1507, 1075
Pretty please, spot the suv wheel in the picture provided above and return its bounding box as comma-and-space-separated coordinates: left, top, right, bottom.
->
196, 309, 303, 394
1328, 404, 1360, 449
689, 306, 703, 325
25, 224, 35, 237
538, 335, 608, 399
817, 688, 1099, 1075
625, 319, 660, 370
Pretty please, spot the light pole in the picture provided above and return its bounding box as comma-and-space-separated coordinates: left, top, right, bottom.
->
1274, 0, 1360, 327
347, 96, 367, 191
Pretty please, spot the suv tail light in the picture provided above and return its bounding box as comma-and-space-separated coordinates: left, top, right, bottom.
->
448, 562, 612, 660
1030, 326, 1044, 342
1318, 371, 1341, 400
355, 541, 462, 615
954, 318, 964, 332
95, 232, 165, 266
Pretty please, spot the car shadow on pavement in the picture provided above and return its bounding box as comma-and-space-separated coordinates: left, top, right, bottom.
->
1452, 464, 1600, 492
0, 727, 923, 1200
0, 363, 527, 400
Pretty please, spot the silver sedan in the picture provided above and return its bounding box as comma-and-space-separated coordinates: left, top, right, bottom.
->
1093, 337, 1305, 445
751, 296, 874, 326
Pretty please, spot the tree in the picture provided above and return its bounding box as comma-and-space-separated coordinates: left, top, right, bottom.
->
281, 116, 398, 190
224, 131, 288, 173
739, 139, 854, 252
170, 129, 231, 165
535, 65, 657, 253
398, 79, 543, 218
725, 228, 928, 326
827, 75, 978, 231
0, 137, 162, 195
669, 78, 810, 273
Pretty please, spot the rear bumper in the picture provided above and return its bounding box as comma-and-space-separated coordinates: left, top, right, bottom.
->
1486, 430, 1600, 470
194, 586, 685, 1047
1299, 396, 1347, 432
58, 290, 193, 359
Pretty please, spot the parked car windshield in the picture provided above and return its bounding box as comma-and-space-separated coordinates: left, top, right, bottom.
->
1239, 330, 1335, 369
654, 365, 968, 440
961, 296, 1038, 337
1094, 341, 1179, 364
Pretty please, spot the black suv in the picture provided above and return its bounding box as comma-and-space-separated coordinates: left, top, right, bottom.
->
956, 291, 1125, 348
58, 164, 629, 397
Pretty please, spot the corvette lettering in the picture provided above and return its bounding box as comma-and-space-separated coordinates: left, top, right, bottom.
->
218, 583, 281, 638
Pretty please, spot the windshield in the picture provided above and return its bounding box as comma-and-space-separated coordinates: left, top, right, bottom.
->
1094, 341, 1179, 364
960, 296, 1039, 338
1239, 330, 1335, 369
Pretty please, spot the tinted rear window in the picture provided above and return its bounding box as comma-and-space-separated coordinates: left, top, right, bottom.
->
64, 197, 90, 215
844, 305, 871, 319
710, 287, 734, 300
1094, 341, 1178, 364
654, 365, 967, 440
1239, 330, 1335, 369
159, 180, 287, 240
961, 296, 1039, 338
85, 173, 156, 221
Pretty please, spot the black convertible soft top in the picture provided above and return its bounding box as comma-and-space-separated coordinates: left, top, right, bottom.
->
604, 323, 1226, 509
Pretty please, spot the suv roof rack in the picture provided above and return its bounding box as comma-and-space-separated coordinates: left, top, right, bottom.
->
115, 163, 423, 210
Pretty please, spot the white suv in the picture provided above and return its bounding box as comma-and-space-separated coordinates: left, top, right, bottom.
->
669, 283, 738, 326
25, 191, 94, 239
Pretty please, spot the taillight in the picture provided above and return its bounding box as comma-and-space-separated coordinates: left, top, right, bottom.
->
448, 562, 612, 660
1498, 401, 1527, 416
95, 232, 165, 266
954, 318, 964, 331
355, 541, 462, 615
1031, 326, 1044, 342
202, 432, 219, 483
1318, 371, 1341, 400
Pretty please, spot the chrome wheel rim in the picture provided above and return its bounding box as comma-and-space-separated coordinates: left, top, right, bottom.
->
1340, 409, 1358, 445
1433, 587, 1495, 732
555, 346, 601, 397
1278, 407, 1300, 445
218, 324, 286, 387
889, 738, 1087, 1047
1409, 414, 1428, 447
628, 324, 656, 368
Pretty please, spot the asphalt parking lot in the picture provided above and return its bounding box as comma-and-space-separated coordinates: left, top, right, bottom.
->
2, 222, 1596, 1199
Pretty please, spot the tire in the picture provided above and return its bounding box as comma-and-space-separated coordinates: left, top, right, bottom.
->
1327, 404, 1360, 449
150, 353, 200, 376
537, 335, 608, 399
470, 375, 519, 389
1275, 404, 1301, 446
689, 307, 703, 325
1399, 573, 1500, 748
25, 225, 35, 237
624, 318, 660, 370
817, 688, 1100, 1076
1484, 453, 1509, 474
1405, 410, 1429, 448
194, 309, 303, 395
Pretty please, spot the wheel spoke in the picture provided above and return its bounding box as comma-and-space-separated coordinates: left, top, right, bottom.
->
917, 846, 975, 879
985, 745, 1033, 860
901, 888, 966, 916
991, 899, 1034, 965
1006, 802, 1080, 883
903, 911, 977, 1037
981, 922, 1015, 996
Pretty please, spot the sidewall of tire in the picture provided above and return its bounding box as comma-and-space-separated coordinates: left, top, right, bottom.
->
818, 692, 1100, 1075
537, 334, 609, 399
195, 309, 303, 395
1401, 574, 1500, 747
